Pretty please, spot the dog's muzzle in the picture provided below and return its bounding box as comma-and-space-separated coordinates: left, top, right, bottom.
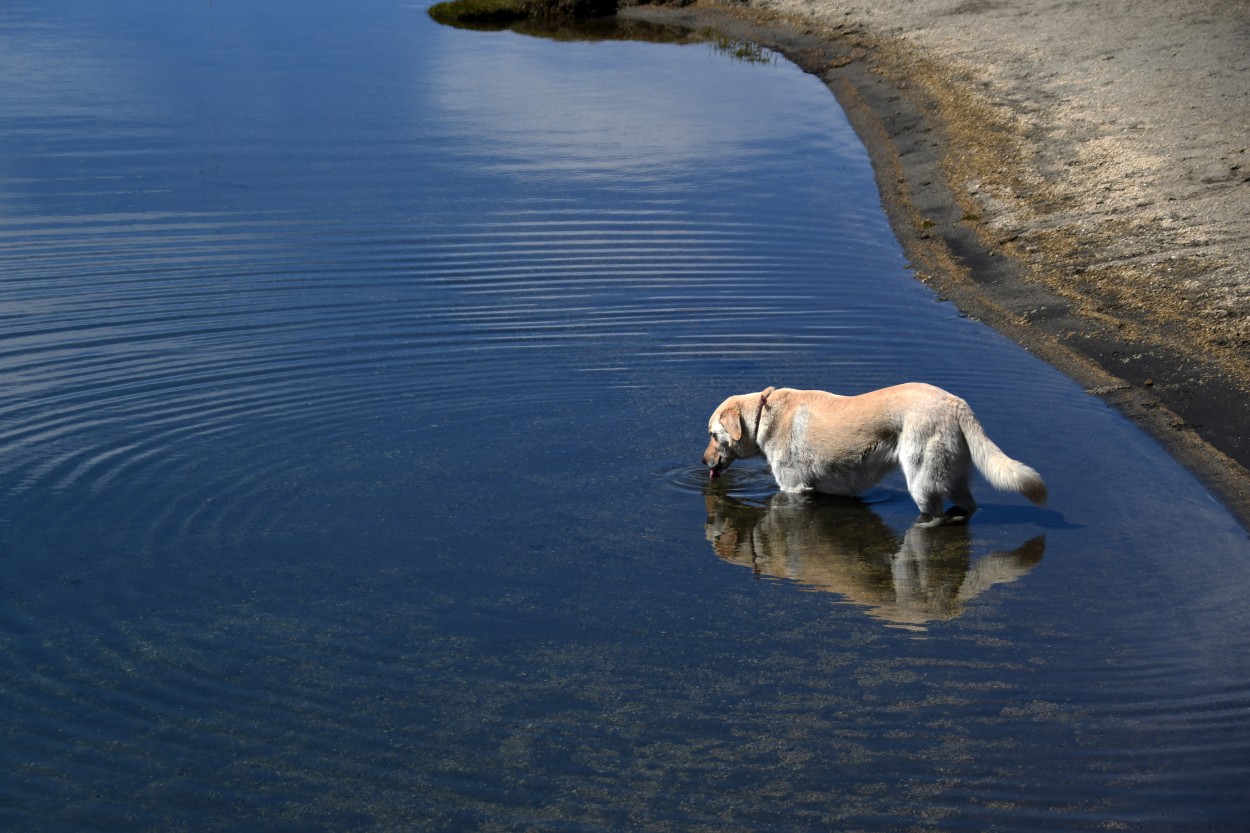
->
706, 456, 729, 479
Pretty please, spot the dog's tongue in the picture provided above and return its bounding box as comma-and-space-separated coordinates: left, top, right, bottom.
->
708, 468, 719, 480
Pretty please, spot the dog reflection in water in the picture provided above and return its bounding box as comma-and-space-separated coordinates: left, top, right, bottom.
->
704, 491, 1044, 629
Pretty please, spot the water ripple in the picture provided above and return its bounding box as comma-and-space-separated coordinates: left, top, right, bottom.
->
0, 205, 920, 499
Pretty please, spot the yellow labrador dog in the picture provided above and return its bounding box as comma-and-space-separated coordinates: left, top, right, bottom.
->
702, 383, 1047, 526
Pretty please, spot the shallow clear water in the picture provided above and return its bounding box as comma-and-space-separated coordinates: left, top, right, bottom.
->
2, 1, 1249, 831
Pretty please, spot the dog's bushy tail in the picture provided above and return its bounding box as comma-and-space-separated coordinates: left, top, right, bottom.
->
957, 403, 1048, 505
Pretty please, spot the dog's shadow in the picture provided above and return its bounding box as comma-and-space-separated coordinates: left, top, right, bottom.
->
704, 490, 1045, 630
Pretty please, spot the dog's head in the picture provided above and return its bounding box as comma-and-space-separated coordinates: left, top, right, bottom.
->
702, 387, 774, 478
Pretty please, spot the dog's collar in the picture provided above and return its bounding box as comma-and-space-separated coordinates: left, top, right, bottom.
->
753, 387, 773, 439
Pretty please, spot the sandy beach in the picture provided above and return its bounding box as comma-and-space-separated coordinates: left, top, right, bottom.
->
622, 0, 1250, 522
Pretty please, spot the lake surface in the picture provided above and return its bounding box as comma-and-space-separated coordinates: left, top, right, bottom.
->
2, 1, 1249, 830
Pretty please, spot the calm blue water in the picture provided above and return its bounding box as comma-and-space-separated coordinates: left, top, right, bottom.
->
1, 1, 1248, 831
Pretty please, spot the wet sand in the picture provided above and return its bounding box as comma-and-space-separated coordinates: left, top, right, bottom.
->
622, 0, 1250, 525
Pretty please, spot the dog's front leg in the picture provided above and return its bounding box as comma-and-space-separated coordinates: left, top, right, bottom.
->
771, 464, 814, 493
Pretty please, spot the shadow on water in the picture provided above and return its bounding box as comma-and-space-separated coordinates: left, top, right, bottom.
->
703, 488, 1045, 630
429, 1, 776, 63
429, 2, 685, 39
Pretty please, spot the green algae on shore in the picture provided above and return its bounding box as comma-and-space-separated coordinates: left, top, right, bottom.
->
428, 0, 616, 28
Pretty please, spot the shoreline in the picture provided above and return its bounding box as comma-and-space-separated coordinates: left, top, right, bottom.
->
621, 0, 1250, 527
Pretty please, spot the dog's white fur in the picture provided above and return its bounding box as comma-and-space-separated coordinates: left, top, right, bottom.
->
702, 383, 1047, 525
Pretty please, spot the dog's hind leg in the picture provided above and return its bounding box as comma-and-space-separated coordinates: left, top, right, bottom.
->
945, 479, 977, 523
902, 453, 947, 526
941, 433, 977, 523
904, 437, 977, 526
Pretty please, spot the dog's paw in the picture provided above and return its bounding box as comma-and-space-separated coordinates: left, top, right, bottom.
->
914, 509, 971, 528
944, 506, 972, 524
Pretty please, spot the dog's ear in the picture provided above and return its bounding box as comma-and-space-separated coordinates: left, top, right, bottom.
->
721, 405, 743, 442
761, 386, 776, 400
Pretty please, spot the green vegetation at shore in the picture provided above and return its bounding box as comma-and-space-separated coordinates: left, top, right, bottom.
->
427, 0, 617, 28
708, 33, 774, 63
